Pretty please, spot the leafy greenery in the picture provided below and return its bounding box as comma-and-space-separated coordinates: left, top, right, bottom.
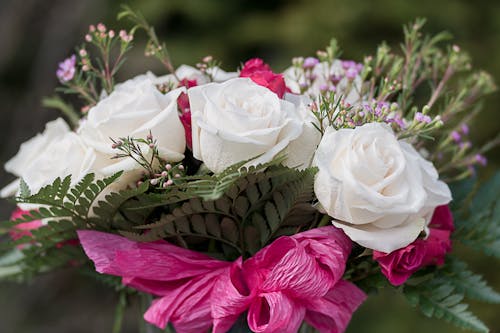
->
441, 258, 500, 304
451, 172, 500, 257
0, 172, 132, 279
402, 258, 500, 333
121, 165, 318, 259
404, 276, 489, 333
399, 172, 500, 333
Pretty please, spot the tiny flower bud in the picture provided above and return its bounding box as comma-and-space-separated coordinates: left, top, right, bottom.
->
89, 25, 96, 32
150, 178, 159, 186
97, 23, 106, 32
165, 164, 172, 170
461, 123, 469, 135
202, 55, 213, 63
161, 171, 168, 177
475, 154, 487, 166
108, 30, 115, 38
303, 57, 319, 69
174, 174, 181, 178
166, 179, 174, 186
178, 165, 185, 171
148, 143, 155, 148
450, 131, 461, 143
85, 34, 92, 42
79, 49, 87, 57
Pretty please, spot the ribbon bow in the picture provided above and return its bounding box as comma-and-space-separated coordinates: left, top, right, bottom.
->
78, 226, 366, 333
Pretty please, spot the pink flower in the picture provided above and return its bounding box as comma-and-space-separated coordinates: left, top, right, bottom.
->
240, 58, 289, 98
179, 111, 192, 149
240, 58, 271, 76
212, 227, 366, 333
78, 226, 366, 333
177, 79, 198, 149
9, 208, 43, 247
56, 54, 76, 82
373, 205, 454, 286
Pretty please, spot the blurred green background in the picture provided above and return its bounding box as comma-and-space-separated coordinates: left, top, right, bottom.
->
0, 0, 498, 332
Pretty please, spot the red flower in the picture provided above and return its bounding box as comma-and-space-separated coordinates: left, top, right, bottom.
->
240, 58, 289, 98
9, 208, 43, 247
9, 207, 80, 250
176, 79, 197, 149
239, 58, 271, 77
373, 205, 454, 286
179, 110, 192, 149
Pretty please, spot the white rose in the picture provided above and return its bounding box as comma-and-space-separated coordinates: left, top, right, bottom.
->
188, 77, 321, 173
283, 93, 322, 169
2, 129, 97, 212
1, 118, 70, 197
151, 65, 238, 86
313, 122, 451, 253
284, 60, 364, 106
78, 74, 186, 187
21, 132, 96, 195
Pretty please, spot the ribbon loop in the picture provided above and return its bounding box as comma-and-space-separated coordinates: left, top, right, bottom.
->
78, 226, 366, 333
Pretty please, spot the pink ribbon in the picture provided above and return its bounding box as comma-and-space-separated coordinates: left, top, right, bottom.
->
78, 226, 366, 333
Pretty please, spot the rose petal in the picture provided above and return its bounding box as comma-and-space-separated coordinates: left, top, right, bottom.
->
305, 280, 367, 333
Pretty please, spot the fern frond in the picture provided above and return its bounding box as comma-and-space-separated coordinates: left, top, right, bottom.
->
404, 278, 489, 333
451, 172, 500, 257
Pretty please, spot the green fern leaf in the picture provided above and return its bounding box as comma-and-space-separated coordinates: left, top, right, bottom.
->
122, 165, 318, 259
19, 179, 31, 198
451, 172, 500, 258
442, 258, 500, 304
0, 172, 124, 280
404, 279, 489, 332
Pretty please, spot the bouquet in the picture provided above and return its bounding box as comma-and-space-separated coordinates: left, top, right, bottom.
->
1, 6, 499, 333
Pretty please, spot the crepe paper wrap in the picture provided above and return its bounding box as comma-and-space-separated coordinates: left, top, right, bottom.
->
78, 226, 366, 333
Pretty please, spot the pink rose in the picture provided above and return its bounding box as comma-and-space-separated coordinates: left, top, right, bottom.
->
239, 58, 271, 76
9, 207, 43, 248
240, 58, 289, 98
177, 78, 198, 149
9, 207, 81, 251
373, 205, 454, 286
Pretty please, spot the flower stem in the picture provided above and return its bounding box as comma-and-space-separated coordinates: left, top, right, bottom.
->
112, 291, 127, 333
317, 214, 331, 227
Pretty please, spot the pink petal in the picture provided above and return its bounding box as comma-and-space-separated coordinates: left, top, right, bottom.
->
305, 280, 366, 333
212, 259, 253, 333
144, 269, 227, 331
247, 291, 305, 333
261, 239, 335, 299
260, 227, 351, 297
429, 205, 454, 231
78, 230, 228, 280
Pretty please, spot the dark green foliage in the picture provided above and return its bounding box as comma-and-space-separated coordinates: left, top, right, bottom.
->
120, 165, 318, 258
405, 276, 489, 333
402, 256, 500, 333
451, 172, 500, 258
441, 258, 500, 304
400, 172, 500, 333
0, 172, 131, 279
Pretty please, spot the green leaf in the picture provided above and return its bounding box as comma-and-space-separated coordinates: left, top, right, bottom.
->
451, 172, 500, 258
442, 258, 500, 304
19, 179, 31, 198
0, 172, 124, 281
404, 279, 489, 332
122, 164, 318, 258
